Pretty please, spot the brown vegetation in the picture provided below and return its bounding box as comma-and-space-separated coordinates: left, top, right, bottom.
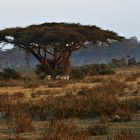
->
43, 120, 88, 140
0, 68, 140, 139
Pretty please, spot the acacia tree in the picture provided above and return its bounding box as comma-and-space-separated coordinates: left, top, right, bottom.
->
0, 23, 123, 78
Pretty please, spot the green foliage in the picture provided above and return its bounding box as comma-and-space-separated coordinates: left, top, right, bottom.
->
0, 23, 123, 77
35, 65, 47, 79
97, 69, 115, 75
0, 23, 123, 46
71, 64, 115, 79
128, 57, 137, 66
0, 72, 3, 80
51, 70, 59, 79
0, 68, 21, 80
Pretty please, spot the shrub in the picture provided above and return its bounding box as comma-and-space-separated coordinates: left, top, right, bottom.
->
24, 93, 137, 122
43, 120, 88, 140
35, 65, 47, 79
27, 99, 49, 121
9, 105, 34, 134
1, 68, 21, 79
11, 92, 25, 99
71, 67, 85, 79
87, 123, 109, 136
123, 97, 140, 112
51, 70, 59, 79
77, 89, 86, 96
0, 72, 3, 79
96, 69, 115, 75
111, 108, 132, 122
23, 81, 40, 89
71, 64, 115, 79
47, 82, 60, 88
0, 80, 19, 87
47, 94, 119, 119
0, 93, 11, 118
31, 90, 49, 98
77, 87, 93, 96
108, 130, 137, 140
93, 80, 127, 95
47, 81, 67, 88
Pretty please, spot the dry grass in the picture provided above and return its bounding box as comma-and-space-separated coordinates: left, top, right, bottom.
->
108, 130, 137, 140
43, 120, 89, 140
9, 108, 34, 134
0, 68, 140, 139
87, 123, 109, 136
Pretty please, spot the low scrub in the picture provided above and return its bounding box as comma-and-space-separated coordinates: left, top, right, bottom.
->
22, 80, 40, 89
27, 94, 119, 120
93, 80, 127, 95
43, 120, 88, 140
0, 91, 137, 122
0, 93, 11, 118
9, 104, 34, 134
31, 90, 49, 98
122, 97, 140, 112
71, 64, 115, 79
111, 108, 132, 122
108, 130, 137, 140
0, 80, 20, 87
47, 81, 68, 88
0, 68, 21, 80
11, 92, 25, 99
87, 123, 109, 136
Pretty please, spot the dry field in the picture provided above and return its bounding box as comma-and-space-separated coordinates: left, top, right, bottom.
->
0, 68, 140, 140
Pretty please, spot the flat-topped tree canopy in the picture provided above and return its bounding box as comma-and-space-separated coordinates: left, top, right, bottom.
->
0, 22, 124, 78
0, 22, 123, 46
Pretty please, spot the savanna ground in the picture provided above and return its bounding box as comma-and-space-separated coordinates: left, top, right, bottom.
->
0, 67, 140, 140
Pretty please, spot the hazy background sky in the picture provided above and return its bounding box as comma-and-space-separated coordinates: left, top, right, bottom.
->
0, 0, 140, 39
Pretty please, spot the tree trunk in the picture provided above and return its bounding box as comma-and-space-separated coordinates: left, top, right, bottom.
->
62, 51, 72, 75
41, 57, 52, 75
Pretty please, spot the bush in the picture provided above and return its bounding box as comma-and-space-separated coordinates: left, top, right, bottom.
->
51, 70, 59, 79
71, 67, 85, 79
9, 105, 34, 134
111, 108, 132, 122
47, 94, 118, 119
97, 69, 115, 75
47, 81, 67, 88
27, 99, 50, 121
0, 81, 19, 87
71, 64, 115, 79
31, 90, 49, 98
1, 68, 21, 80
0, 72, 3, 79
11, 92, 25, 99
87, 123, 109, 136
35, 65, 47, 79
93, 80, 127, 95
108, 130, 137, 140
23, 81, 40, 89
0, 93, 12, 117
43, 120, 88, 140
123, 97, 140, 112
27, 94, 136, 120
77, 87, 93, 96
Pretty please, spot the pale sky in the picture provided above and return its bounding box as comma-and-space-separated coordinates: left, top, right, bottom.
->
0, 0, 140, 39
